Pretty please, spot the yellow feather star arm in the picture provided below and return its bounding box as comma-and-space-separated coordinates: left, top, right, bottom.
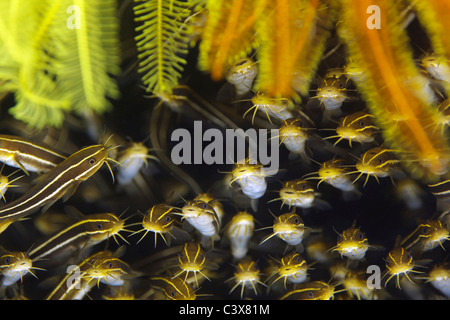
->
412, 0, 450, 94
0, 0, 121, 128
134, 0, 197, 99
52, 0, 121, 115
337, 0, 450, 182
254, 0, 336, 100
198, 0, 266, 81
0, 0, 71, 128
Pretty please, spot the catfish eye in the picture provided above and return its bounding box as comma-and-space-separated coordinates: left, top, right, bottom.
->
201, 202, 208, 209
359, 121, 365, 127
307, 291, 315, 299
4, 257, 10, 264
296, 256, 303, 263
358, 233, 364, 240
165, 216, 172, 223
97, 223, 103, 229
108, 263, 114, 268
88, 158, 96, 165
293, 217, 300, 224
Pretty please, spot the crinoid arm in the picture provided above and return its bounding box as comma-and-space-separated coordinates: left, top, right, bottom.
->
134, 0, 200, 99
255, 0, 336, 101
337, 0, 450, 181
198, 0, 264, 81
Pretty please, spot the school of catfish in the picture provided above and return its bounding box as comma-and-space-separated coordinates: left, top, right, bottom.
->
0, 51, 449, 301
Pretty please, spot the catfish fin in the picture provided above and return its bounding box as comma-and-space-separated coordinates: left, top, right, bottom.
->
63, 205, 86, 221
62, 182, 81, 203
41, 200, 58, 213
32, 170, 53, 185
13, 155, 29, 176
250, 199, 259, 212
